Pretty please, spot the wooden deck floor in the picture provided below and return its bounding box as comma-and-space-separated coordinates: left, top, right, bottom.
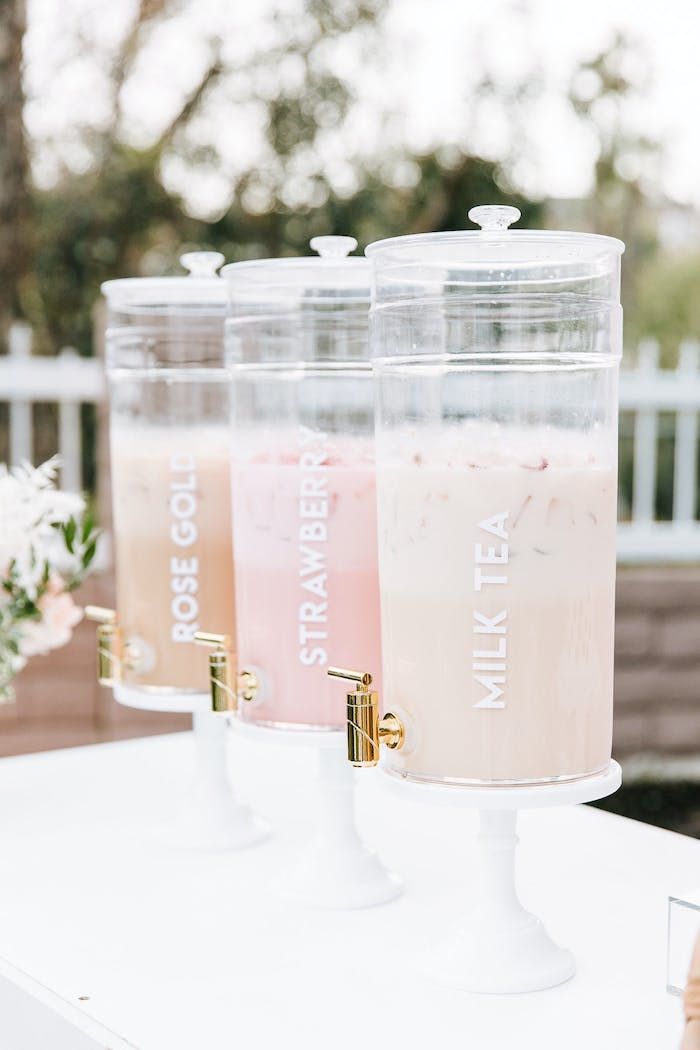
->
0, 575, 190, 758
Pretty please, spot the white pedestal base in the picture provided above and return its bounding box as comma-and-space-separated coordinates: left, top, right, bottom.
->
278, 744, 402, 909
388, 761, 621, 993
114, 684, 210, 714
234, 720, 401, 908
162, 712, 269, 851
426, 809, 574, 993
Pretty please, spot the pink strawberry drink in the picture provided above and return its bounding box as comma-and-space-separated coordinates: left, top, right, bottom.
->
232, 429, 381, 729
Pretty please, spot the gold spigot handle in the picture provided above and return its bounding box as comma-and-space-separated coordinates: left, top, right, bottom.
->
328, 667, 373, 688
327, 665, 405, 767
85, 605, 117, 625
84, 606, 122, 686
194, 631, 236, 713
194, 631, 230, 649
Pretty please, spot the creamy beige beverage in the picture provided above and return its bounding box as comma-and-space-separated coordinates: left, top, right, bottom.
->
378, 424, 617, 784
110, 424, 235, 692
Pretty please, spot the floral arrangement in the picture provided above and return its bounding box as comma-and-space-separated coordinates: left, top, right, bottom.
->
0, 458, 98, 703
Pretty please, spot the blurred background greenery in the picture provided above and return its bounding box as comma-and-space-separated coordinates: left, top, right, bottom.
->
0, 0, 699, 522
1, 1, 696, 356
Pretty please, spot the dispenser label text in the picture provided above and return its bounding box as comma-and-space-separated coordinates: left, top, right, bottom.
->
169, 453, 200, 642
472, 511, 509, 710
298, 425, 329, 667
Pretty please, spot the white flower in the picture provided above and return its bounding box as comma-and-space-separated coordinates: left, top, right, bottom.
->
0, 457, 91, 685
19, 577, 84, 657
0, 457, 85, 597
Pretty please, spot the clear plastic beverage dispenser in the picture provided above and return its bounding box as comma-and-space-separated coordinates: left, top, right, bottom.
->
327, 204, 625, 984
222, 236, 380, 729
357, 204, 624, 785
95, 252, 235, 713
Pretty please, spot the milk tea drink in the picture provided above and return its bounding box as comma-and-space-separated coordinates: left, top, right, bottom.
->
110, 422, 236, 692
232, 431, 381, 729
378, 424, 616, 783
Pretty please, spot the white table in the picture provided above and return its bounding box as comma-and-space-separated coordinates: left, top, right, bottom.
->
0, 730, 695, 1050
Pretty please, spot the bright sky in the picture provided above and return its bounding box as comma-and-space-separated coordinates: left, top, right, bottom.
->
23, 0, 700, 217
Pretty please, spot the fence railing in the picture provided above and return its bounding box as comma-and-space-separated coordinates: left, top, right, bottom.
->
1, 325, 699, 564
618, 338, 700, 562
0, 323, 105, 492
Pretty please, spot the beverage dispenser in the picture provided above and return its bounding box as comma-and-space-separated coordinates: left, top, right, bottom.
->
87, 252, 266, 849
197, 237, 398, 906
330, 206, 624, 986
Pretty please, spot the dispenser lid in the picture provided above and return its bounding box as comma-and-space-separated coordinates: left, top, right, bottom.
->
222, 236, 370, 307
366, 205, 624, 295
101, 251, 227, 312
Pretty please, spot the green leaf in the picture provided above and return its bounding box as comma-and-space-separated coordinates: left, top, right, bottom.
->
81, 511, 94, 545
83, 539, 97, 568
63, 518, 77, 554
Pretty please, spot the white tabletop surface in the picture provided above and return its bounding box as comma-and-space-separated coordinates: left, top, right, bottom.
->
0, 729, 695, 1050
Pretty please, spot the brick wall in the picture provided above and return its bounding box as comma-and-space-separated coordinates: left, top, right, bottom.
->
614, 567, 700, 758
2, 567, 698, 760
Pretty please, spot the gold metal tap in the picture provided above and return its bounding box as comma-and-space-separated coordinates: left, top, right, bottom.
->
85, 605, 123, 687
194, 632, 260, 711
194, 632, 236, 713
327, 666, 404, 768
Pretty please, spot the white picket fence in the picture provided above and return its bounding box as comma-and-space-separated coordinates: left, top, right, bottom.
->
0, 323, 105, 491
1, 324, 699, 563
617, 338, 700, 562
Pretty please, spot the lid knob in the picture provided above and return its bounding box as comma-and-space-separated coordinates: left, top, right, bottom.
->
180, 251, 225, 278
468, 205, 521, 232
309, 235, 358, 259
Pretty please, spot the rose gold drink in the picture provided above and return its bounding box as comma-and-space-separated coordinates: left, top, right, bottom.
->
102, 251, 234, 710
110, 423, 235, 692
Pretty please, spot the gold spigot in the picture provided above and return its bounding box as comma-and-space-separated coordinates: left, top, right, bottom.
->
194, 632, 236, 713
327, 666, 404, 768
194, 632, 260, 710
85, 605, 123, 687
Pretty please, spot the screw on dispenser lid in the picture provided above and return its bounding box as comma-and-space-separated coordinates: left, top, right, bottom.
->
221, 234, 370, 306
365, 202, 624, 300
101, 248, 227, 312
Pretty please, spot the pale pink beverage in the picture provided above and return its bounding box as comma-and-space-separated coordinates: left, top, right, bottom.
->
110, 423, 236, 692
378, 424, 617, 784
232, 428, 381, 729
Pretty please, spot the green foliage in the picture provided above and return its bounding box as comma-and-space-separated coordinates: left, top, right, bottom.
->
15, 8, 668, 359
34, 143, 194, 354
629, 252, 700, 360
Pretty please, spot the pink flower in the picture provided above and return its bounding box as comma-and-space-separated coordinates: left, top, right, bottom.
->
19, 577, 83, 658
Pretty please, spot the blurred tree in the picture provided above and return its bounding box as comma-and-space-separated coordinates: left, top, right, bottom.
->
631, 252, 700, 357
7, 3, 670, 361
0, 0, 33, 350
566, 33, 660, 306
31, 0, 393, 353
211, 148, 541, 258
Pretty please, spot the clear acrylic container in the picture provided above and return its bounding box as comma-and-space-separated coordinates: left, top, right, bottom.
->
102, 252, 235, 707
367, 205, 624, 785
223, 236, 380, 730
669, 890, 700, 996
